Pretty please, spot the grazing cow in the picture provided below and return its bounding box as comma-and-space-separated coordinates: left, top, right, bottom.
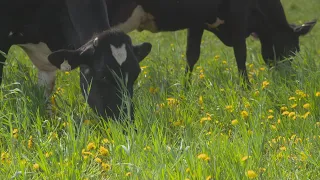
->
107, 0, 316, 84
0, 0, 152, 121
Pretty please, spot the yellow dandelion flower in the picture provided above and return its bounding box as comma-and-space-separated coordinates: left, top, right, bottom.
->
173, 120, 183, 126
225, 105, 233, 112
125, 172, 132, 176
199, 73, 205, 79
262, 81, 270, 89
316, 122, 320, 127
280, 106, 288, 112
259, 67, 266, 71
267, 115, 274, 119
268, 109, 274, 113
259, 168, 266, 172
206, 131, 212, 135
303, 103, 310, 109
271, 125, 277, 130
199, 96, 203, 105
87, 142, 96, 151
247, 170, 258, 179
143, 146, 152, 151
101, 163, 111, 171
12, 128, 18, 138
186, 168, 191, 173
33, 163, 40, 170
241, 111, 249, 119
288, 112, 296, 118
1, 152, 9, 161
289, 96, 296, 100
94, 158, 102, 163
295, 90, 307, 98
102, 138, 111, 144
140, 66, 148, 70
200, 117, 212, 124
241, 156, 250, 162
167, 98, 178, 106
82, 149, 93, 156
254, 90, 260, 96
62, 122, 69, 127
291, 104, 297, 108
99, 146, 109, 156
231, 119, 239, 126
282, 111, 289, 116
316, 92, 320, 97
302, 112, 310, 119
45, 152, 52, 158
49, 132, 58, 139
65, 71, 70, 75
280, 146, 286, 151
222, 60, 227, 64
28, 136, 33, 149
277, 119, 281, 124
245, 103, 251, 108
214, 55, 220, 60
206, 175, 212, 180
197, 153, 210, 161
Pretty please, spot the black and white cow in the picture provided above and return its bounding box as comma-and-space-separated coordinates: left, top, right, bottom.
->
107, 0, 316, 84
0, 0, 152, 121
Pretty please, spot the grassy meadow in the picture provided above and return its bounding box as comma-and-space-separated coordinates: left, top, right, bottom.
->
1, 0, 320, 179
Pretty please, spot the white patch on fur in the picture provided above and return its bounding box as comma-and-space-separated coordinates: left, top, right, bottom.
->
38, 70, 56, 98
113, 5, 147, 33
18, 42, 57, 72
206, 17, 225, 29
8, 31, 13, 37
60, 60, 71, 71
17, 42, 57, 116
110, 44, 127, 66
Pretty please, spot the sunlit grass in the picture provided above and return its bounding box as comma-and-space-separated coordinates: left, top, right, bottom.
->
0, 1, 319, 179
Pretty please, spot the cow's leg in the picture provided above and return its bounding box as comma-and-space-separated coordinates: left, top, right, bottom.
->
38, 70, 56, 115
229, 4, 250, 86
184, 28, 204, 87
186, 28, 204, 73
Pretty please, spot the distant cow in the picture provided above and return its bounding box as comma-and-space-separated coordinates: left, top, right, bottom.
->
0, 0, 152, 121
107, 0, 316, 84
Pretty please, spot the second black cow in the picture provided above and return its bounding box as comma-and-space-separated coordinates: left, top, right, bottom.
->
107, 0, 316, 84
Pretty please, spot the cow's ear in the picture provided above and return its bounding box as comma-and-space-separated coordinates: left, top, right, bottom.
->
132, 42, 152, 62
48, 46, 95, 71
293, 19, 317, 36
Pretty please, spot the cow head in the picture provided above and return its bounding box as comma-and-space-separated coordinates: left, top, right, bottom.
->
257, 20, 316, 66
48, 29, 152, 121
250, 0, 317, 66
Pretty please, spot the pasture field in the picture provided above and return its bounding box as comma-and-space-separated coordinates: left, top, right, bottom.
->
1, 0, 320, 179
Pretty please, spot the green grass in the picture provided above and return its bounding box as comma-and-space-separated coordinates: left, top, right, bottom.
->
1, 1, 320, 179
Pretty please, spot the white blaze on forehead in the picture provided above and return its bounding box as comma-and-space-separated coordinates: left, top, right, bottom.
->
110, 44, 127, 66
